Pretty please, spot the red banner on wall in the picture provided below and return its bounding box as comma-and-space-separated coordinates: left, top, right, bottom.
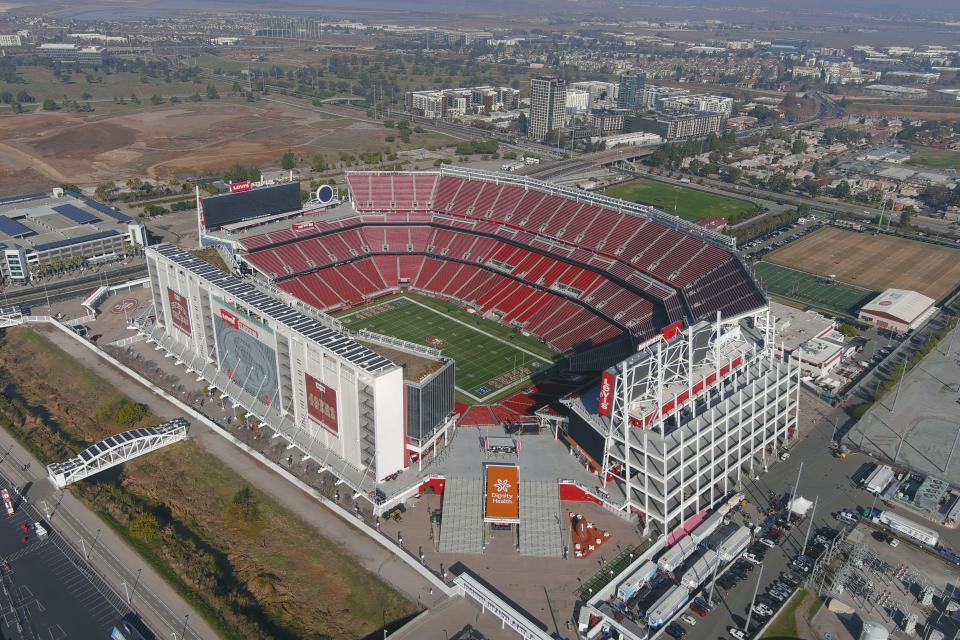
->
305, 373, 338, 435
167, 288, 191, 335
660, 319, 684, 340
598, 370, 615, 417
291, 221, 316, 232
229, 180, 252, 193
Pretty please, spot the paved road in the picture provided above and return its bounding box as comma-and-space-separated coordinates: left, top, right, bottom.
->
0, 429, 215, 640
0, 264, 148, 311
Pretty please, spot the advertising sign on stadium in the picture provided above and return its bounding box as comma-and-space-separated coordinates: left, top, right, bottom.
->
291, 221, 316, 232
212, 296, 278, 407
219, 307, 261, 339
485, 464, 519, 521
661, 320, 684, 341
229, 180, 252, 193
167, 288, 191, 335
598, 371, 615, 417
305, 373, 338, 435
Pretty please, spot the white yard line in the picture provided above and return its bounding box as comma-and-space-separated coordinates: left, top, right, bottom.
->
401, 296, 547, 361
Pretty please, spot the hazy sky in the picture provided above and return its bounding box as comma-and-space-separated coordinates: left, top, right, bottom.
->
24, 0, 960, 22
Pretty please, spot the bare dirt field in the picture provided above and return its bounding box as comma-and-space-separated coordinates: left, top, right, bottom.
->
0, 99, 424, 195
766, 226, 960, 301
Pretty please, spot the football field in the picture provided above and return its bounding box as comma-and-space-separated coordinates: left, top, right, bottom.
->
755, 261, 876, 316
338, 295, 553, 402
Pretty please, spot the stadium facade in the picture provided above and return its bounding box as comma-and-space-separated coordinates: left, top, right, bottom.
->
143, 167, 798, 526
146, 243, 409, 482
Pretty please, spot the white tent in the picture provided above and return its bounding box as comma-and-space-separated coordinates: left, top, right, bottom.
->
789, 496, 814, 517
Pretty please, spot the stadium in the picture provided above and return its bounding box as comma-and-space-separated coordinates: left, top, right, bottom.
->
145, 166, 799, 539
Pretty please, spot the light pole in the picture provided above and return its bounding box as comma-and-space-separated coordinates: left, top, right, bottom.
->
744, 561, 764, 633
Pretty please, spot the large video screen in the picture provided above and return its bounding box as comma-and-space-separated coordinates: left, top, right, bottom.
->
305, 373, 338, 435
200, 182, 302, 229
212, 296, 279, 408
167, 288, 191, 336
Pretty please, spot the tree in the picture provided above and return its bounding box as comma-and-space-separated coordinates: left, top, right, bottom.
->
838, 323, 859, 338
129, 512, 159, 542
723, 166, 742, 183
791, 139, 807, 155
206, 84, 220, 100
150, 94, 163, 105
766, 173, 792, 193
94, 182, 113, 201
113, 401, 148, 427
0, 91, 12, 104
42, 98, 60, 111
224, 487, 262, 537
516, 111, 528, 137
280, 149, 296, 170
833, 180, 851, 199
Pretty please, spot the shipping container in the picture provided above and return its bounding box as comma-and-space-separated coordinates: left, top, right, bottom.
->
658, 536, 699, 573
617, 560, 658, 601
647, 586, 690, 628
681, 549, 720, 590
717, 526, 752, 563
878, 511, 939, 547
690, 510, 725, 544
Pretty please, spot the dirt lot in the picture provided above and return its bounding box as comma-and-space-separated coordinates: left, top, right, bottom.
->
0, 99, 441, 195
766, 226, 960, 301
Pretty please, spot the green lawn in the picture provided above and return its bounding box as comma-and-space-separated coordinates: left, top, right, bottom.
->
755, 262, 877, 316
338, 294, 556, 402
908, 146, 960, 171
606, 179, 757, 222
761, 589, 808, 639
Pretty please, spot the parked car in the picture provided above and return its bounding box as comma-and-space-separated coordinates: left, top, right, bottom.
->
729, 627, 748, 640
752, 603, 773, 618
666, 623, 687, 639
680, 614, 697, 627
744, 552, 762, 564
690, 603, 709, 617
759, 537, 777, 548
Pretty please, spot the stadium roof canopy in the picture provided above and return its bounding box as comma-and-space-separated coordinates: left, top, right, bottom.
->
860, 288, 935, 324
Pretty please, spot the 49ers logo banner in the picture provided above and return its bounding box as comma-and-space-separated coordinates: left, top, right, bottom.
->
305, 373, 338, 435
167, 288, 191, 335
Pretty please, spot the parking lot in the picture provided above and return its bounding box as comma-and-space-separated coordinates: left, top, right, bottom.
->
0, 473, 142, 640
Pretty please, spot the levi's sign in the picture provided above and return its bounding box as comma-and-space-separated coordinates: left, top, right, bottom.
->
229, 180, 252, 193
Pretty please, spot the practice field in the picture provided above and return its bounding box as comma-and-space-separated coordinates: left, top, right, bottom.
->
908, 146, 960, 171
338, 295, 554, 402
606, 179, 757, 222
766, 226, 960, 302
755, 262, 876, 315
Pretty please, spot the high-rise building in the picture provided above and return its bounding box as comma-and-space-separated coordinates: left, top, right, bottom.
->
529, 76, 567, 141
617, 72, 646, 111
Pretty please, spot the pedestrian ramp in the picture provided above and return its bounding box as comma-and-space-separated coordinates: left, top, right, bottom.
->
519, 480, 563, 558
438, 477, 484, 555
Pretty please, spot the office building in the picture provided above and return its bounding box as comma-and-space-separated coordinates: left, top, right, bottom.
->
529, 76, 567, 141
617, 73, 646, 111
631, 112, 724, 140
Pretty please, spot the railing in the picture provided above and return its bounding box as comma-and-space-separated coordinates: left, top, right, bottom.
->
354, 329, 442, 358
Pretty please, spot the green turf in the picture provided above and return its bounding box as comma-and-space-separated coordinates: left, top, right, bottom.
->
907, 146, 960, 171
338, 294, 555, 402
606, 179, 757, 222
755, 262, 877, 315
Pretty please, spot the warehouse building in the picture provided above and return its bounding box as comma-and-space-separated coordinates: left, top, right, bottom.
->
859, 288, 936, 334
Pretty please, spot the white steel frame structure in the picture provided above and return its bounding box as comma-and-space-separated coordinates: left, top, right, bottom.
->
47, 418, 189, 489
565, 308, 801, 537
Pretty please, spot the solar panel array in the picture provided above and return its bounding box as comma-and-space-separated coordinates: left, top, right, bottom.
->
34, 229, 120, 252
53, 203, 98, 225
153, 244, 395, 374
47, 418, 189, 476
82, 198, 134, 223
0, 215, 35, 238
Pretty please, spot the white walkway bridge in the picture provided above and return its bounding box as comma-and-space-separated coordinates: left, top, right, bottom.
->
47, 418, 189, 489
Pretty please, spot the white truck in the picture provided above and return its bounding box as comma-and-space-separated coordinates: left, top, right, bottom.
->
878, 511, 939, 547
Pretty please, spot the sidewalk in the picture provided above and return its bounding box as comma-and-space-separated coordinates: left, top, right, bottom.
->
0, 427, 218, 640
